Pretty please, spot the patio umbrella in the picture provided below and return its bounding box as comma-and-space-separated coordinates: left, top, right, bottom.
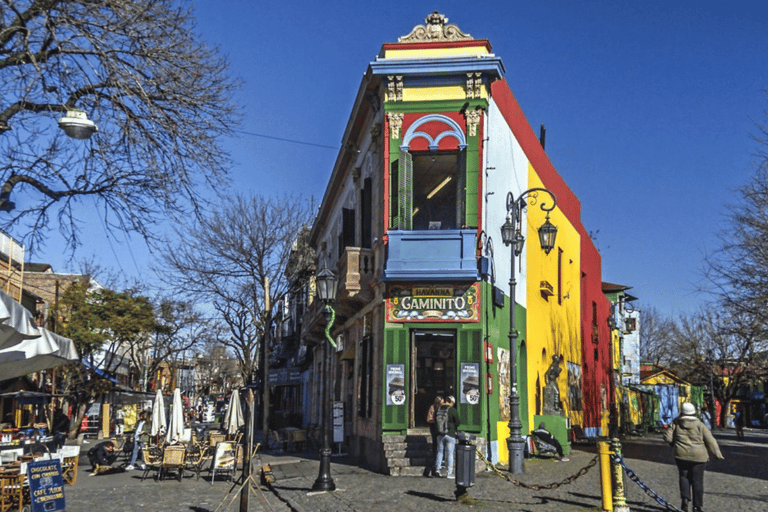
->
0, 328, 78, 380
151, 389, 167, 437
166, 388, 185, 444
223, 390, 244, 435
0, 289, 58, 350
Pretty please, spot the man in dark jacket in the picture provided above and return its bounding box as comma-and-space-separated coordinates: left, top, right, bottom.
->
433, 395, 460, 478
87, 440, 118, 475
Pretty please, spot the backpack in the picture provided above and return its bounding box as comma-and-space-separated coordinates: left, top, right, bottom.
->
435, 406, 449, 435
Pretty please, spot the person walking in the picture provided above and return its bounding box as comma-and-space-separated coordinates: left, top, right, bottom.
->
425, 395, 443, 477
125, 411, 150, 470
734, 406, 745, 440
663, 402, 724, 512
433, 395, 460, 479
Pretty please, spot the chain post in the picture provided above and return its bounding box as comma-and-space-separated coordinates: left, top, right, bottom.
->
610, 438, 631, 512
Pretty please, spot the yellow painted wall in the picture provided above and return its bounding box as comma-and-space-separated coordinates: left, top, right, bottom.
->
403, 85, 486, 102
524, 170, 583, 431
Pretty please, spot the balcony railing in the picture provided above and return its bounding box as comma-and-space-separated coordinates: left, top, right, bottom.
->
384, 229, 478, 281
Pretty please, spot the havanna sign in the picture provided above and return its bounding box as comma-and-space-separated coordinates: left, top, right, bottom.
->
387, 283, 480, 323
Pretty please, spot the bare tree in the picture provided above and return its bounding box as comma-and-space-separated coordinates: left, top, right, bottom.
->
638, 305, 676, 367
161, 194, 312, 384
0, 0, 239, 254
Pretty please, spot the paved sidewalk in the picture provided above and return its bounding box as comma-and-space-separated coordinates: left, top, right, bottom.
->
59, 428, 767, 511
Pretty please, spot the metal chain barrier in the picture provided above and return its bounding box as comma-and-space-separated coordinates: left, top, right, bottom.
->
475, 448, 598, 491
611, 452, 683, 512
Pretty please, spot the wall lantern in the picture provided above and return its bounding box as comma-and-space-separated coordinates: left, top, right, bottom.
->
315, 266, 338, 304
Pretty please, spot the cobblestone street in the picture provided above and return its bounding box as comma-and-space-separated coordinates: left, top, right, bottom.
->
61, 428, 767, 511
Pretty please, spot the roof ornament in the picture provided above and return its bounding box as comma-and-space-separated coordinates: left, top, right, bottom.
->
398, 11, 472, 42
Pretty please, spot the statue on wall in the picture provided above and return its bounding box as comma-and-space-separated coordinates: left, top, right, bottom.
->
542, 355, 564, 415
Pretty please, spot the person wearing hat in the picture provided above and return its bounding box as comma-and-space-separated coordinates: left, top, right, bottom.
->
663, 402, 724, 512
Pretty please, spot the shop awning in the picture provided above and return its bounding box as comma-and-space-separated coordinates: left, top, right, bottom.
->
0, 290, 79, 380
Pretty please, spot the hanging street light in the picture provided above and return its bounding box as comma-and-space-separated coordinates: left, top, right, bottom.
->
500, 188, 557, 474
57, 108, 98, 140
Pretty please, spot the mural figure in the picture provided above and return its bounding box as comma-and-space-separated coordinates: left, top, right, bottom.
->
543, 355, 564, 415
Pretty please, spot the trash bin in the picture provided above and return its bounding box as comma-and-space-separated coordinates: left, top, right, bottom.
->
455, 432, 476, 488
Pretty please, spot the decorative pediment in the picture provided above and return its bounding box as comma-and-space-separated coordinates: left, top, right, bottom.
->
398, 11, 472, 43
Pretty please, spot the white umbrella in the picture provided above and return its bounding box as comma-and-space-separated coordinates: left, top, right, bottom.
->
224, 390, 244, 435
151, 389, 167, 437
166, 388, 185, 444
0, 328, 78, 380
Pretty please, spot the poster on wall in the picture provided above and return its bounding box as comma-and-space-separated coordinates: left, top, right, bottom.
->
460, 362, 480, 405
567, 362, 583, 412
497, 347, 510, 421
386, 364, 406, 406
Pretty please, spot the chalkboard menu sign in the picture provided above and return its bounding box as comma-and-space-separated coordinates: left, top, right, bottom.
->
27, 459, 65, 512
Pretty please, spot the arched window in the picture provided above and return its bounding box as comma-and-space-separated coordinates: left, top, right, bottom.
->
390, 115, 467, 230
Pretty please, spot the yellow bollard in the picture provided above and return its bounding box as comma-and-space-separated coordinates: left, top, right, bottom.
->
598, 441, 613, 511
611, 438, 631, 512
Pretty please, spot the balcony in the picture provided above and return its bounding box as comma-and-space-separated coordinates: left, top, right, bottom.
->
336, 247, 375, 304
301, 247, 375, 345
384, 229, 478, 281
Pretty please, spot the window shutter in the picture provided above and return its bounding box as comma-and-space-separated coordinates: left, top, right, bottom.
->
457, 329, 482, 432
456, 149, 466, 228
398, 148, 413, 230
382, 328, 409, 431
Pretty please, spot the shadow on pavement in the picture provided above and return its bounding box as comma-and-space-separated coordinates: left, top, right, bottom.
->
403, 490, 454, 503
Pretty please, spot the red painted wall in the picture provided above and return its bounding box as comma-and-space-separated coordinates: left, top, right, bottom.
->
490, 79, 612, 432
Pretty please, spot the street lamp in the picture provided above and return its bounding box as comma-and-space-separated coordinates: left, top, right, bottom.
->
57, 108, 98, 140
312, 265, 337, 492
500, 188, 557, 474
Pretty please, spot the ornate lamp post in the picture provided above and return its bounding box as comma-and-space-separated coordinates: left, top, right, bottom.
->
312, 266, 337, 492
500, 188, 557, 474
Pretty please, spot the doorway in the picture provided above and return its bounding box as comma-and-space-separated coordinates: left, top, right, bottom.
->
412, 330, 456, 428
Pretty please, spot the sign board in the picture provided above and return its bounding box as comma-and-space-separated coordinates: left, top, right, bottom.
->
212, 441, 236, 472
333, 402, 344, 443
386, 283, 480, 323
27, 459, 65, 512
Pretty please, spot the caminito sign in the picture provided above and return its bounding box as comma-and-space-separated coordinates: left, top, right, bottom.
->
386, 283, 480, 323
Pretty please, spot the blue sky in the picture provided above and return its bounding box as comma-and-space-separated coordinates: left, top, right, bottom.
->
37, 0, 768, 320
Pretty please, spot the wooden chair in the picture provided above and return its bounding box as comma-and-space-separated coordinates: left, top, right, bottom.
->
159, 445, 186, 482
0, 471, 24, 512
208, 432, 226, 447
62, 455, 79, 485
140, 446, 163, 482
185, 441, 212, 481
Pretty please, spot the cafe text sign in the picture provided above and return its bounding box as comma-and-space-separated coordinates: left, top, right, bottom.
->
28, 459, 65, 512
387, 283, 480, 323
